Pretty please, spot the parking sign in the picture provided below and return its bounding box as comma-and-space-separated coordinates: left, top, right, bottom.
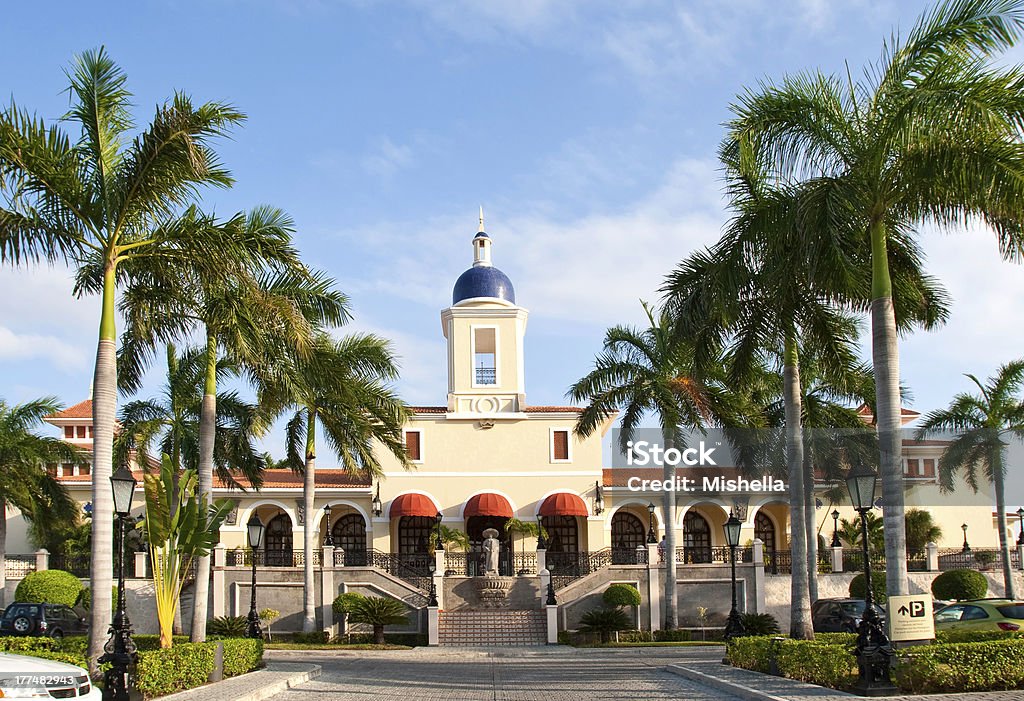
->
887, 595, 935, 641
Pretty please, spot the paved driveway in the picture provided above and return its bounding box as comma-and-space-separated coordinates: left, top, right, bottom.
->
265, 647, 741, 701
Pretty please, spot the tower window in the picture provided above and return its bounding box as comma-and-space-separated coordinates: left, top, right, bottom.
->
551, 429, 571, 462
77, 426, 86, 438
473, 328, 497, 385
64, 426, 74, 439
405, 430, 422, 462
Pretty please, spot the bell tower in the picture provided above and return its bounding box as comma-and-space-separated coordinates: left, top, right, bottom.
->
441, 213, 528, 417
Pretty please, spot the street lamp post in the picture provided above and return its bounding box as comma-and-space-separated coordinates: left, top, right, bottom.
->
961, 523, 971, 553
723, 512, 745, 641
323, 504, 333, 547
845, 465, 896, 697
427, 561, 438, 607
100, 465, 138, 701
646, 502, 657, 544
593, 481, 604, 516
434, 511, 445, 551
245, 513, 265, 639
831, 509, 842, 548
371, 483, 383, 518
1017, 508, 1024, 546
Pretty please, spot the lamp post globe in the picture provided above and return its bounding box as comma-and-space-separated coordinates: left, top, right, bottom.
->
435, 511, 445, 551
246, 513, 265, 639
372, 483, 383, 518
962, 523, 971, 553
100, 465, 138, 701
844, 465, 896, 696
1017, 508, 1024, 546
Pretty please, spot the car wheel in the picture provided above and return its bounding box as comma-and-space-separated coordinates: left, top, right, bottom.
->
12, 616, 35, 634
50, 629, 64, 640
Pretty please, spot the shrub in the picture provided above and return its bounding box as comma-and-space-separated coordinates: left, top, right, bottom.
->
14, 570, 83, 607
849, 570, 888, 604
292, 630, 330, 644
343, 595, 410, 645
653, 628, 691, 642
932, 569, 988, 601
739, 612, 780, 636
975, 551, 998, 568
0, 637, 58, 652
221, 638, 264, 677
617, 629, 654, 643
579, 608, 630, 643
133, 642, 217, 699
816, 632, 857, 646
207, 615, 248, 637
603, 583, 641, 608
896, 640, 1024, 694
332, 592, 363, 617
75, 585, 118, 611
937, 629, 1024, 644
728, 636, 856, 689
726, 635, 774, 672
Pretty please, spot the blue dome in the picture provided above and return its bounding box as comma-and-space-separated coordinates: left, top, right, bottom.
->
452, 266, 516, 304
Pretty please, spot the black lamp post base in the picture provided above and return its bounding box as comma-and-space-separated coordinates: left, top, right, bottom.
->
246, 609, 263, 640
850, 675, 899, 697
723, 609, 745, 641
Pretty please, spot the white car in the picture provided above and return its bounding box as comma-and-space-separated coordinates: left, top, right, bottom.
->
0, 652, 100, 699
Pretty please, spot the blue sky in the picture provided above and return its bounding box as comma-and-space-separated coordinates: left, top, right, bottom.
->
2, 1, 1024, 501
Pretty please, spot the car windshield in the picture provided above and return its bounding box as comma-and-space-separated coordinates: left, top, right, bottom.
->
1, 604, 39, 619
840, 602, 884, 617
997, 604, 1024, 619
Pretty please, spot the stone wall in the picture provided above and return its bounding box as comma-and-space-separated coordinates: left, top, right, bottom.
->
443, 575, 541, 610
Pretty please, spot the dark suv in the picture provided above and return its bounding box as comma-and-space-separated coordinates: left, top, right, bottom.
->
0, 603, 88, 638
811, 598, 886, 633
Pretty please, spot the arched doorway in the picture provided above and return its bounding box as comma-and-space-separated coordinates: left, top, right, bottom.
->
611, 511, 646, 564
397, 515, 434, 574
755, 512, 776, 554
682, 511, 712, 564
542, 515, 580, 575
265, 513, 293, 567
466, 515, 512, 576
332, 513, 367, 566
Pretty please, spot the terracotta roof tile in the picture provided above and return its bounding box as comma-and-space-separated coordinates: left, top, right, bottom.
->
524, 406, 583, 413
58, 468, 371, 489
48, 399, 93, 420
410, 406, 447, 414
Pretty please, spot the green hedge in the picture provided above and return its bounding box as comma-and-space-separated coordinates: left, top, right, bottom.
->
896, 640, 1024, 694
0, 636, 59, 652
932, 569, 988, 601
221, 638, 264, 677
14, 570, 83, 607
727, 635, 857, 689
936, 630, 1024, 644
134, 642, 217, 699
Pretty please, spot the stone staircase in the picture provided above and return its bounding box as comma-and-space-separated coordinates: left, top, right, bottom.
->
438, 610, 547, 646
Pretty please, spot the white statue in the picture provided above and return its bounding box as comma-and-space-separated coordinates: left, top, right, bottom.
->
482, 528, 501, 575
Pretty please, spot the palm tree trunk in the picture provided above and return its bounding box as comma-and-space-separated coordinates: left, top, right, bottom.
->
302, 409, 317, 633
662, 433, 677, 629
784, 336, 813, 639
88, 264, 118, 673
803, 451, 818, 603
870, 219, 909, 599
190, 330, 218, 642
994, 455, 1018, 599
0, 498, 7, 606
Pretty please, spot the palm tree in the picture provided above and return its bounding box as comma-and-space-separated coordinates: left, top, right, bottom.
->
0, 48, 246, 666
904, 509, 943, 554
724, 0, 1024, 598
915, 360, 1024, 599
338, 594, 410, 645
0, 398, 79, 589
113, 227, 348, 640
258, 333, 410, 632
115, 344, 265, 488
568, 302, 740, 630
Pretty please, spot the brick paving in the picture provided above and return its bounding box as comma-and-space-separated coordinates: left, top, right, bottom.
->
259, 647, 1024, 701
265, 647, 743, 700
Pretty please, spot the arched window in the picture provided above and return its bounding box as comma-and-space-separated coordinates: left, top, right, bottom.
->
755, 512, 776, 554
542, 515, 580, 575
682, 511, 712, 564
397, 515, 435, 575
265, 513, 293, 567
332, 513, 367, 566
611, 511, 646, 564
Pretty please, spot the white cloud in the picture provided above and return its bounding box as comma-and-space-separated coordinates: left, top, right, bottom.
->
361, 136, 416, 178
0, 326, 88, 372
333, 156, 726, 328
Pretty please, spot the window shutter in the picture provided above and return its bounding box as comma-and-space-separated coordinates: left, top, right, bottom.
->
406, 431, 421, 461
553, 431, 569, 460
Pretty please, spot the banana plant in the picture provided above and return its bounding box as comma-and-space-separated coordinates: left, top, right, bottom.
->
142, 455, 232, 648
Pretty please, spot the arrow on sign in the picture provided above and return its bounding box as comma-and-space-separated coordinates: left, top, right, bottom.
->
898, 606, 910, 616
